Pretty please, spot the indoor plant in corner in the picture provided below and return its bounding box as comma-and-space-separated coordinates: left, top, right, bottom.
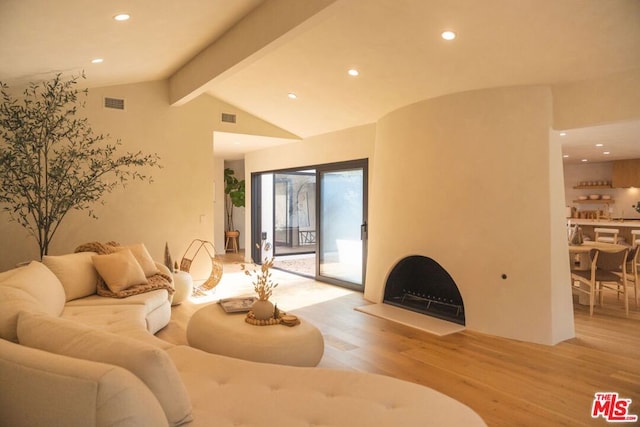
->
223, 167, 245, 246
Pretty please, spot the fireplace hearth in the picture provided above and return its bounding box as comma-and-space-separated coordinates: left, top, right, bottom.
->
383, 255, 465, 325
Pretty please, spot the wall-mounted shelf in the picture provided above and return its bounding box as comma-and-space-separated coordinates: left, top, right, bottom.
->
573, 185, 612, 189
573, 199, 615, 204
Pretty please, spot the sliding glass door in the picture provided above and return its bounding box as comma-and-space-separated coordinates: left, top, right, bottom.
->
317, 160, 367, 288
251, 159, 367, 290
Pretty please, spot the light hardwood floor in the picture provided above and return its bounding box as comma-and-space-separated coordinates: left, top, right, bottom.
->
157, 253, 640, 427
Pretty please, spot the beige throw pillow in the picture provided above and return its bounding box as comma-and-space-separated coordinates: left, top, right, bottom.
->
92, 249, 148, 293
17, 311, 193, 426
0, 262, 66, 342
122, 243, 160, 277
43, 252, 99, 301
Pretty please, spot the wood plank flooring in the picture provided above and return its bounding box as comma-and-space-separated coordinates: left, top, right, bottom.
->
157, 253, 640, 427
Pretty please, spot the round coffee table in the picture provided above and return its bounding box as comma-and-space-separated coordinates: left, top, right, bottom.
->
186, 303, 324, 367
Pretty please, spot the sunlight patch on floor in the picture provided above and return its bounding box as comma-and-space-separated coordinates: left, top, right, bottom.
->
185, 262, 353, 311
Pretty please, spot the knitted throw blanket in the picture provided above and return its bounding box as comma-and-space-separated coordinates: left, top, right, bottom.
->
75, 241, 175, 298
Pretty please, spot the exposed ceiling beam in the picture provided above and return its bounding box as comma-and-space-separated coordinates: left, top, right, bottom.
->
168, 0, 337, 106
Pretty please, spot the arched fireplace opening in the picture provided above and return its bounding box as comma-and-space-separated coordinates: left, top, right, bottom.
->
383, 255, 465, 325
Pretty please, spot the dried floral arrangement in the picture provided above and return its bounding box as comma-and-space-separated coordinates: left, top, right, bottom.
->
241, 250, 278, 301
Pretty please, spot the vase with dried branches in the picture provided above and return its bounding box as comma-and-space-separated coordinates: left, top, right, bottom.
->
241, 248, 278, 320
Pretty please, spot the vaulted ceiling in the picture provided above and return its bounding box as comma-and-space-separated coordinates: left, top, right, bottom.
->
1, 0, 639, 161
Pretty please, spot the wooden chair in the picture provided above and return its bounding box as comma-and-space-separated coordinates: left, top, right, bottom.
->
595, 247, 630, 316
594, 228, 622, 244
571, 248, 600, 316
571, 247, 630, 316
631, 229, 640, 248
616, 246, 639, 308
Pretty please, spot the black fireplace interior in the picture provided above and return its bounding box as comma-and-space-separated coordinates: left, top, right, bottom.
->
384, 255, 465, 325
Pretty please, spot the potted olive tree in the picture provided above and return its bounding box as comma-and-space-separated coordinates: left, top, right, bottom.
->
0, 73, 160, 258
224, 168, 245, 247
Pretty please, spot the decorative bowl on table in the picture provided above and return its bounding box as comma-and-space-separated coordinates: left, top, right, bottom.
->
588, 195, 600, 200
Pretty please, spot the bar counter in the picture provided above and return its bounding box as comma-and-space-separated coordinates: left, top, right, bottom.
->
568, 219, 640, 244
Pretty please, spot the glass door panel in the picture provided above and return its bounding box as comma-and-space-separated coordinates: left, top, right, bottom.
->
318, 165, 366, 287
273, 176, 292, 248
272, 172, 316, 255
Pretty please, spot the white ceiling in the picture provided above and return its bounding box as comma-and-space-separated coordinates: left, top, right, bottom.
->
552, 121, 640, 165
0, 0, 264, 88
1, 0, 639, 162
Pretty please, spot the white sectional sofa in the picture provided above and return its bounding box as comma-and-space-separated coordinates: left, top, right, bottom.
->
0, 252, 487, 427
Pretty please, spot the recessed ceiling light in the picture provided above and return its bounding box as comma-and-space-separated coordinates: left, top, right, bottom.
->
114, 13, 130, 21
441, 31, 456, 41
287, 93, 297, 99
581, 159, 588, 162
603, 151, 611, 155
91, 58, 104, 64
348, 69, 359, 77
595, 143, 604, 147
559, 132, 567, 136
563, 154, 569, 158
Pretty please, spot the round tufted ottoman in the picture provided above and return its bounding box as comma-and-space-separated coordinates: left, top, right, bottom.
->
186, 303, 324, 367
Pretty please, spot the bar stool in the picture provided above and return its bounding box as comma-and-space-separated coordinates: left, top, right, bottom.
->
225, 232, 239, 253
595, 228, 624, 244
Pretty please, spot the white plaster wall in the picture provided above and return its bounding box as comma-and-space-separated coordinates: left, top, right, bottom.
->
548, 132, 576, 344
365, 85, 575, 345
213, 156, 226, 255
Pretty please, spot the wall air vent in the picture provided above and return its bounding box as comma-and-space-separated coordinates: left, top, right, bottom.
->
221, 113, 236, 123
104, 97, 125, 110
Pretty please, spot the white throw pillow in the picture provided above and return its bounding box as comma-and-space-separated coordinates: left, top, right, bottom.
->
43, 252, 99, 301
17, 311, 193, 427
92, 249, 148, 293
121, 243, 160, 277
0, 262, 65, 342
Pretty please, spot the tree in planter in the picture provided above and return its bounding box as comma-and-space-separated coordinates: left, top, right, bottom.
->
224, 167, 245, 233
0, 73, 160, 258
